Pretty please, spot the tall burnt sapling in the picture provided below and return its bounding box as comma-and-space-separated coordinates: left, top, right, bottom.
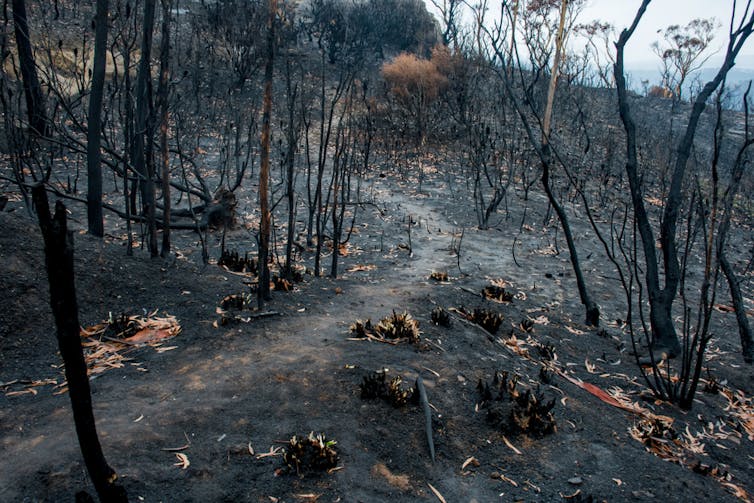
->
484, 0, 601, 327
32, 186, 128, 502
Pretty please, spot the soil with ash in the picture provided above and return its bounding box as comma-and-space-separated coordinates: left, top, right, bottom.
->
1, 166, 753, 503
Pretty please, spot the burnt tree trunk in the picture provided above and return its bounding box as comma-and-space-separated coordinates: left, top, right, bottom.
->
720, 253, 753, 363
12, 0, 48, 137
133, 0, 158, 257
513, 0, 599, 326
11, 0, 48, 137
257, 0, 276, 307
158, 0, 172, 257
283, 58, 298, 280
86, 0, 109, 238
32, 185, 128, 503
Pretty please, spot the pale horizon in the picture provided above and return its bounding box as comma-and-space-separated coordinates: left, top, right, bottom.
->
424, 0, 754, 69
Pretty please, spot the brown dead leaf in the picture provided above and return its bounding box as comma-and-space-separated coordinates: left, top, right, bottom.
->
560, 489, 582, 500
502, 435, 522, 455
565, 325, 585, 335
347, 264, 377, 272
427, 483, 447, 503
162, 444, 190, 452
293, 494, 321, 502
372, 463, 411, 491
461, 457, 480, 471
123, 328, 175, 344
5, 389, 37, 397
713, 304, 735, 313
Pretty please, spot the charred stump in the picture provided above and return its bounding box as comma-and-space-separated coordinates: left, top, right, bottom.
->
32, 185, 128, 502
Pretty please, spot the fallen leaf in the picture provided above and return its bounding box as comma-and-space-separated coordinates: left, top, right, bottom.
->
566, 326, 585, 335
502, 435, 522, 455
427, 483, 447, 503
174, 453, 190, 469
293, 494, 321, 502
532, 315, 549, 325
498, 472, 518, 486
161, 444, 190, 452
256, 446, 282, 459
461, 457, 479, 470
346, 264, 376, 272
372, 463, 411, 491
585, 359, 597, 374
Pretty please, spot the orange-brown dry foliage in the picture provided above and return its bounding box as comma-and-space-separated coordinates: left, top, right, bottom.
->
380, 47, 448, 103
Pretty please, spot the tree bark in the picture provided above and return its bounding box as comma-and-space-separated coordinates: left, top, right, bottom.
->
12, 0, 48, 137
539, 0, 599, 326
32, 185, 128, 503
86, 0, 109, 238
158, 0, 172, 257
283, 58, 298, 280
720, 254, 753, 363
258, 0, 276, 307
133, 0, 158, 257
614, 0, 681, 355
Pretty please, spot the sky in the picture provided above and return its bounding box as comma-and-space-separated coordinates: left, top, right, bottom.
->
578, 0, 751, 68
424, 0, 754, 69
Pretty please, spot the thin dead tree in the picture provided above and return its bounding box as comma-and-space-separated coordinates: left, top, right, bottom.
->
32, 185, 128, 502
11, 0, 48, 137
87, 0, 109, 238
158, 0, 172, 257
486, 0, 600, 326
133, 0, 158, 256
258, 0, 277, 307
718, 83, 754, 364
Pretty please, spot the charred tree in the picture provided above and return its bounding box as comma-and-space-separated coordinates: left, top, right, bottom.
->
615, 0, 754, 357
283, 57, 299, 280
86, 0, 109, 238
487, 0, 599, 326
32, 185, 127, 503
11, 0, 48, 137
133, 0, 158, 256
158, 0, 172, 257
257, 0, 276, 307
720, 254, 753, 363
538, 0, 599, 327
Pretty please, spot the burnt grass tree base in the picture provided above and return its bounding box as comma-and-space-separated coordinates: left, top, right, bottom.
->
477, 370, 556, 437
282, 432, 339, 477
431, 306, 452, 327
349, 310, 421, 343
360, 370, 419, 407
458, 307, 504, 335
